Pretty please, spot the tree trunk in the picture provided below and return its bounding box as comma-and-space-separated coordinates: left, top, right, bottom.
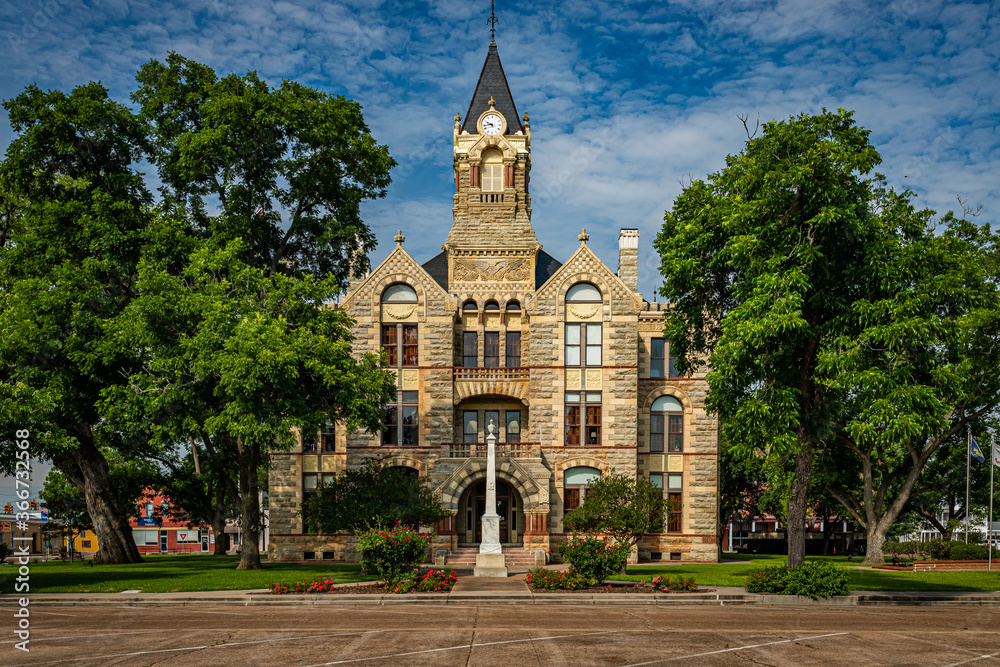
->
62, 433, 142, 565
786, 443, 814, 569
865, 523, 887, 564
236, 438, 262, 570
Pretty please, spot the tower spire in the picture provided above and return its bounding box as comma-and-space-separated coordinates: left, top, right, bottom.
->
488, 1, 497, 44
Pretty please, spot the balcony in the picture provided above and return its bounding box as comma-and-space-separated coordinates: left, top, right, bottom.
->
443, 442, 540, 459
453, 367, 529, 403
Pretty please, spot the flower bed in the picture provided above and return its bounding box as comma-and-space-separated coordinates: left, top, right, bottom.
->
525, 568, 703, 593
267, 568, 457, 595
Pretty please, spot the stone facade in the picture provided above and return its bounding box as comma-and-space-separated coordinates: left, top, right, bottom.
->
268, 40, 719, 564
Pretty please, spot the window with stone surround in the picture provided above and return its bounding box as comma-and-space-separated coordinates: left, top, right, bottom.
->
650, 396, 684, 453
382, 390, 419, 446
564, 466, 601, 513
505, 410, 521, 442
566, 391, 601, 445
650, 338, 680, 378
463, 331, 478, 367
651, 472, 682, 532
463, 411, 478, 443
484, 331, 500, 367
505, 331, 521, 367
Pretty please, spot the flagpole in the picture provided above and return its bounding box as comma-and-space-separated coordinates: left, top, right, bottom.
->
966, 426, 971, 544
990, 434, 994, 572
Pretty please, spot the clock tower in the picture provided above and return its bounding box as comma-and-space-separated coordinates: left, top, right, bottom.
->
444, 40, 539, 288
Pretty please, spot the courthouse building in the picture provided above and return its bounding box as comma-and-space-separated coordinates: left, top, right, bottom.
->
269, 38, 719, 563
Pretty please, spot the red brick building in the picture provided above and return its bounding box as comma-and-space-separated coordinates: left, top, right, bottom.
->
130, 489, 216, 554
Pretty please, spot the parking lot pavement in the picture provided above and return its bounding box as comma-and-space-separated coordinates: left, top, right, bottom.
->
3, 603, 999, 666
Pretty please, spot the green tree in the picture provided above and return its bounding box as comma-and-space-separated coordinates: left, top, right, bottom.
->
300, 458, 448, 533
123, 54, 398, 570
658, 109, 905, 568
0, 82, 154, 564
819, 217, 1000, 562
121, 236, 396, 569
562, 472, 668, 557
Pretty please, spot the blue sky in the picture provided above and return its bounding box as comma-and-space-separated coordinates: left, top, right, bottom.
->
1, 0, 998, 300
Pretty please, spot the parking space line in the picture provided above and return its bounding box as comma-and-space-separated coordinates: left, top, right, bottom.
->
0, 630, 165, 644
35, 630, 386, 664
940, 651, 1000, 667
622, 632, 850, 666
306, 631, 618, 666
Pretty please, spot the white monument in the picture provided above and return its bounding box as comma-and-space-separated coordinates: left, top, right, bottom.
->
474, 420, 508, 577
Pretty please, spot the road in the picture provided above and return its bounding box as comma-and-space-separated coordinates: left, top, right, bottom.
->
2, 603, 999, 666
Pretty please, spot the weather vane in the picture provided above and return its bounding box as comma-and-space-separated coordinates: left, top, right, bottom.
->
488, 0, 498, 43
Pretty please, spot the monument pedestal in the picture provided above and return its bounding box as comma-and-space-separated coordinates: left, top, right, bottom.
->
474, 551, 508, 577
474, 420, 508, 577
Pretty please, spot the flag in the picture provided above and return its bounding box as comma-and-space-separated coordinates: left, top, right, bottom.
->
971, 435, 986, 464
254, 206, 264, 217
993, 438, 1000, 467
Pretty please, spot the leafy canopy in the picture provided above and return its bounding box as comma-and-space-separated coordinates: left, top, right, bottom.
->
300, 458, 448, 533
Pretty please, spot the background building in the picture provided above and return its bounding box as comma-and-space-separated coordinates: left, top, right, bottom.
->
269, 39, 720, 564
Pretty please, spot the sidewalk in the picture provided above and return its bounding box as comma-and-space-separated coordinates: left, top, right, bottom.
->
5, 571, 1000, 608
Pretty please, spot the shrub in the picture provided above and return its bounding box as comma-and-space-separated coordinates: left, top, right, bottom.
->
356, 523, 432, 585
391, 569, 457, 594
744, 562, 849, 599
780, 562, 850, 598
560, 533, 631, 584
0, 542, 10, 563
744, 565, 789, 593
948, 543, 999, 561
651, 575, 698, 592
524, 568, 591, 590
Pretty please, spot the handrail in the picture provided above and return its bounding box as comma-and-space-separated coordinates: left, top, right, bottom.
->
443, 442, 540, 459
453, 367, 529, 381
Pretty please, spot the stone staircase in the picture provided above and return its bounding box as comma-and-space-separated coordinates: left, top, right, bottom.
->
444, 546, 538, 567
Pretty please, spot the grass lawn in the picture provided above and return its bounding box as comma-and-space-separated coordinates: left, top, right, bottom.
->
0, 554, 368, 594
624, 553, 1000, 592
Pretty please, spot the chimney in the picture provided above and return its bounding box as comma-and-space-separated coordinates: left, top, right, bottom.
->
618, 228, 639, 293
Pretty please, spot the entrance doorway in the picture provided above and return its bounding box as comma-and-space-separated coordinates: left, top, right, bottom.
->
458, 480, 523, 546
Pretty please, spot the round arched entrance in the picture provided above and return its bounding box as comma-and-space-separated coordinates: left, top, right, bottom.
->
456, 479, 525, 546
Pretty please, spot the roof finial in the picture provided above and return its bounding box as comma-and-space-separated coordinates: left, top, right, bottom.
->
488, 0, 498, 44
579, 228, 589, 244
488, 95, 496, 109
394, 230, 405, 245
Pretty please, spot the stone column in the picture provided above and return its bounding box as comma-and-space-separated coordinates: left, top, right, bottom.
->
474, 420, 508, 577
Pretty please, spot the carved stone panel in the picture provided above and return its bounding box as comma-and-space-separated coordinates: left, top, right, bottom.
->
453, 258, 531, 283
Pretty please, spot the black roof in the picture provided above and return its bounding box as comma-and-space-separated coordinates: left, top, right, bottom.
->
422, 251, 449, 291
535, 250, 562, 289
461, 42, 523, 135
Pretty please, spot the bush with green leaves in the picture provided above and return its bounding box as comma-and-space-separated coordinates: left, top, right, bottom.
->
651, 575, 698, 592
356, 524, 431, 585
744, 565, 789, 593
390, 569, 458, 594
559, 533, 631, 584
744, 562, 849, 598
947, 542, 999, 561
524, 568, 591, 590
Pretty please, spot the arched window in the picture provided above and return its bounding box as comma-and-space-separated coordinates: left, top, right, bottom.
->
462, 300, 479, 311
566, 282, 601, 302
564, 466, 601, 513
506, 300, 520, 311
382, 283, 417, 302
484, 301, 499, 311
650, 396, 683, 453
482, 148, 503, 192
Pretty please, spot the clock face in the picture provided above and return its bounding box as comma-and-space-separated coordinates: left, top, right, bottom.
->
482, 114, 503, 136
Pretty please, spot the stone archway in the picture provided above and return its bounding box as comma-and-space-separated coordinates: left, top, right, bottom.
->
436, 458, 542, 513
455, 478, 526, 545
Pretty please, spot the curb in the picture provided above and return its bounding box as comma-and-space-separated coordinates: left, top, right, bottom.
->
4, 591, 1000, 608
